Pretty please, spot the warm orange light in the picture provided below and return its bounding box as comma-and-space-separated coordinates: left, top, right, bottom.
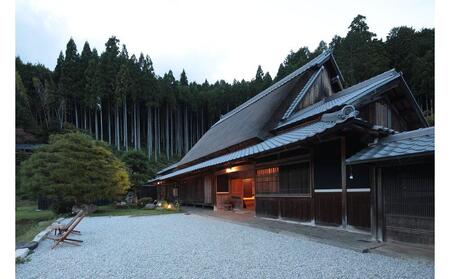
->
167, 204, 172, 209
226, 166, 239, 173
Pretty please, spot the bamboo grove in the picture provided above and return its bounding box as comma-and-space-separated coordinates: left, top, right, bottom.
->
16, 16, 434, 162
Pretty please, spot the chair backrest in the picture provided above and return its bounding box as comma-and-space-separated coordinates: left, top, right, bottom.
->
52, 213, 86, 248
65, 209, 85, 228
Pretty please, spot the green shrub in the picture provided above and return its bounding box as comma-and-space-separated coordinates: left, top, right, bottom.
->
137, 197, 153, 208
121, 150, 151, 189
20, 132, 130, 213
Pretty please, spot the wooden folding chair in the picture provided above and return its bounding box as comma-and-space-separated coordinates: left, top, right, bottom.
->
51, 210, 85, 236
46, 213, 85, 249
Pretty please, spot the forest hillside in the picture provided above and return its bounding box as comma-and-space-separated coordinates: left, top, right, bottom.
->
15, 15, 434, 162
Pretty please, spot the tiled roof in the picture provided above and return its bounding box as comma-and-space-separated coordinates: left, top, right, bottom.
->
212, 50, 333, 128
346, 127, 434, 164
150, 110, 357, 182
177, 50, 338, 167
277, 69, 400, 130
157, 162, 179, 175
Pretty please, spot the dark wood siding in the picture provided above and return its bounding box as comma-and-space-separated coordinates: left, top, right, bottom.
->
255, 197, 279, 218
314, 192, 342, 225
157, 185, 166, 200
179, 177, 205, 205
279, 197, 311, 221
358, 101, 407, 131
346, 165, 371, 229
382, 163, 434, 244
347, 192, 370, 228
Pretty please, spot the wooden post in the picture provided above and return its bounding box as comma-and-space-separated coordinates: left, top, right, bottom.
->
310, 147, 315, 224
376, 167, 384, 241
370, 166, 377, 240
341, 137, 347, 228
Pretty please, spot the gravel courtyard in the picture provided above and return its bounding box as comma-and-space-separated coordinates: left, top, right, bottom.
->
16, 213, 434, 279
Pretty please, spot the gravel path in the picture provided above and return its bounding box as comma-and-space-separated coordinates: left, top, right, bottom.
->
16, 214, 434, 279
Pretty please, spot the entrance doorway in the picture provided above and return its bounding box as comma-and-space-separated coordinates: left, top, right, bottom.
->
230, 178, 255, 210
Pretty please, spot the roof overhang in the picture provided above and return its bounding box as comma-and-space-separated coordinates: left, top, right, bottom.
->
346, 151, 434, 165
150, 106, 360, 183
346, 127, 434, 165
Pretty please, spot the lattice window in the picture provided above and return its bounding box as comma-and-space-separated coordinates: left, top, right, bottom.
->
279, 162, 310, 194
256, 167, 279, 194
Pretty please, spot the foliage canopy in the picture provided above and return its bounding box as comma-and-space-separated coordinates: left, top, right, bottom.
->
20, 132, 130, 213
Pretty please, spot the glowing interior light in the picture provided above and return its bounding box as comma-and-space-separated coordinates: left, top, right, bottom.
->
226, 167, 236, 173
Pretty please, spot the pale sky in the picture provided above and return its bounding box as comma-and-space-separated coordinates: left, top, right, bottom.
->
15, 0, 434, 83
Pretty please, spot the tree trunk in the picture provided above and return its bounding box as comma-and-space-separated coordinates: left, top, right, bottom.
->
158, 107, 161, 157
88, 108, 92, 134
84, 108, 87, 130
166, 103, 169, 160
133, 103, 137, 149
137, 105, 141, 150
95, 109, 98, 140
108, 101, 111, 144
201, 108, 204, 136
156, 107, 158, 161
147, 107, 152, 158
100, 107, 103, 141
123, 97, 128, 151
184, 105, 188, 153
74, 102, 79, 128
116, 103, 120, 150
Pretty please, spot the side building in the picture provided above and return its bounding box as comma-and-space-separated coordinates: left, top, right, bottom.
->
149, 50, 434, 245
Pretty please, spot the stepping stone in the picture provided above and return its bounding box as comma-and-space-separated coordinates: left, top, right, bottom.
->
16, 241, 39, 250
15, 248, 29, 260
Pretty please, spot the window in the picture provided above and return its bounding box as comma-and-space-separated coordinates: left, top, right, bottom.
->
314, 140, 341, 189
279, 163, 310, 194
217, 174, 229, 193
256, 167, 279, 194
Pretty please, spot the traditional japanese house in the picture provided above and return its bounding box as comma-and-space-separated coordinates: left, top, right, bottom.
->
149, 50, 434, 245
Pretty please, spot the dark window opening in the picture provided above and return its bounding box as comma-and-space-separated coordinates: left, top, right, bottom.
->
314, 140, 341, 189
279, 162, 310, 194
255, 167, 279, 194
217, 174, 229, 193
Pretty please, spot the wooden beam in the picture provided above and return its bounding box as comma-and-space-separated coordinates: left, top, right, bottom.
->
254, 154, 310, 169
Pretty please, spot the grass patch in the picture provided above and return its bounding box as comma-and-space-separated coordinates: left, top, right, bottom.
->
16, 200, 57, 244
16, 257, 31, 265
90, 205, 182, 217
16, 201, 180, 243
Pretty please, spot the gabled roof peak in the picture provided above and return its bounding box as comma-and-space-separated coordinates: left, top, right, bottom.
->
211, 50, 334, 128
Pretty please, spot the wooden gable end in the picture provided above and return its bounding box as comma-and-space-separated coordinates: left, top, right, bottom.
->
281, 67, 336, 122
298, 68, 334, 110
358, 100, 408, 131
357, 83, 426, 131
